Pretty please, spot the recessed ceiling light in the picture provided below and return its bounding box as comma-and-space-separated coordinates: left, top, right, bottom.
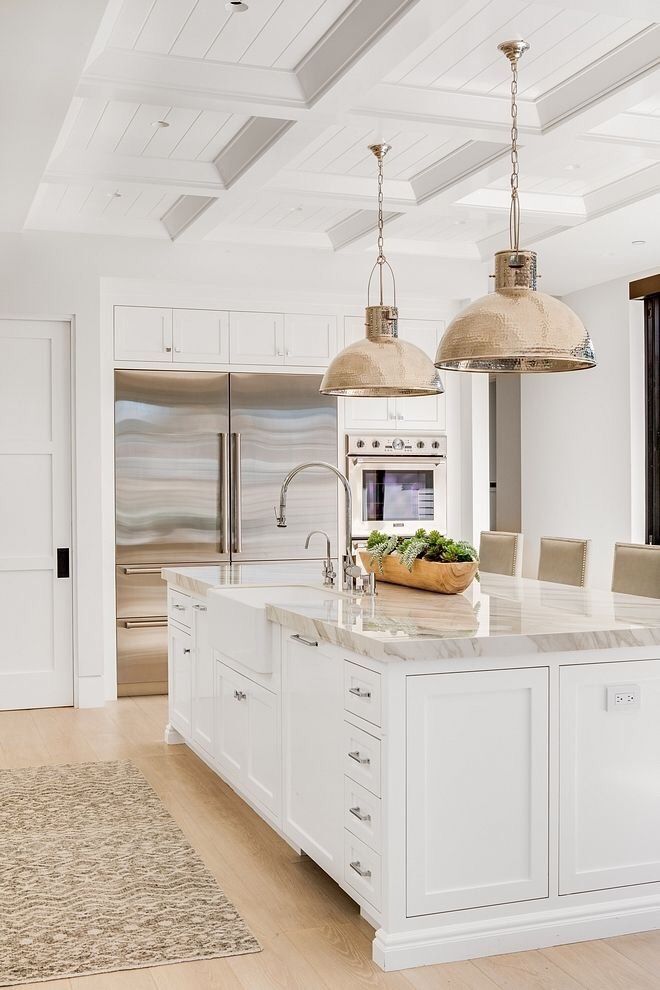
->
565, 163, 581, 171
225, 1, 248, 11
632, 239, 647, 246
151, 119, 170, 128
106, 190, 122, 198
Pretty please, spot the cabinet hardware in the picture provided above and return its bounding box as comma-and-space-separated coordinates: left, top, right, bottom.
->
192, 603, 207, 611
348, 750, 370, 765
349, 686, 372, 699
291, 633, 318, 648
233, 690, 247, 701
349, 860, 372, 879
121, 566, 163, 575
349, 806, 371, 823
57, 547, 70, 579
183, 648, 191, 655
171, 603, 186, 611
121, 618, 168, 629
165, 346, 172, 352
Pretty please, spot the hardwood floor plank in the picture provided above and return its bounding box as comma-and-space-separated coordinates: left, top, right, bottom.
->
541, 940, 660, 990
71, 969, 158, 989
406, 959, 500, 989
474, 949, 585, 989
151, 958, 244, 989
228, 931, 330, 990
287, 921, 413, 989
606, 930, 660, 976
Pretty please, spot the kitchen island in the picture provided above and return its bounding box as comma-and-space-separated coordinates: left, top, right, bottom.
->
163, 564, 660, 971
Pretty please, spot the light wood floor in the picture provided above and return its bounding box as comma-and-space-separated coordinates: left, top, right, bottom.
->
2, 698, 660, 990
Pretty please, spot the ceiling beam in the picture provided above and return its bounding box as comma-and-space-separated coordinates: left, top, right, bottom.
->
44, 150, 224, 197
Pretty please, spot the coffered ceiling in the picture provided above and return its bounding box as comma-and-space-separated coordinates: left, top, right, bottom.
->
17, 0, 660, 269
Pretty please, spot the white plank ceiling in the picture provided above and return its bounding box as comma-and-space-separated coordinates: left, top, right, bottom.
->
24, 0, 660, 259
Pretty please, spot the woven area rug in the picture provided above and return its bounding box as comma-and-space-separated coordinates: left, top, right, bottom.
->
0, 760, 260, 986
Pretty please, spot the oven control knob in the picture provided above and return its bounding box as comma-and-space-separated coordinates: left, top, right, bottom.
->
356, 439, 365, 448
416, 440, 425, 449
392, 438, 405, 451
372, 440, 380, 448
431, 440, 440, 449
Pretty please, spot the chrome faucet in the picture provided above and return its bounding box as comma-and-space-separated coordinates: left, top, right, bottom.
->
305, 530, 336, 587
274, 461, 374, 595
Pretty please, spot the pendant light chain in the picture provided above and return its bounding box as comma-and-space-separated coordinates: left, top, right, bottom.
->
376, 149, 386, 304
509, 55, 521, 254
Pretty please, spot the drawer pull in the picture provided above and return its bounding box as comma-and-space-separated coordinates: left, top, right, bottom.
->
171, 603, 186, 611
233, 690, 247, 701
349, 686, 372, 699
192, 603, 207, 611
350, 860, 372, 879
349, 806, 371, 823
348, 750, 370, 766
183, 648, 191, 655
291, 633, 318, 648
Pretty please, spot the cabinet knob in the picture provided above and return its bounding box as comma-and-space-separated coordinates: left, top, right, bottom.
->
174, 347, 182, 353
165, 346, 172, 352
233, 689, 247, 701
183, 648, 191, 655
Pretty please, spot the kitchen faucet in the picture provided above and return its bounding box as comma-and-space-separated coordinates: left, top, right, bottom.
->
274, 462, 375, 595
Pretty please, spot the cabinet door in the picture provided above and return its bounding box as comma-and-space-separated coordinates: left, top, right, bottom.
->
407, 667, 549, 915
168, 623, 192, 738
191, 603, 214, 755
282, 633, 344, 877
559, 660, 660, 894
284, 314, 337, 367
394, 319, 446, 430
229, 312, 284, 365
114, 306, 173, 362
245, 680, 281, 819
173, 309, 229, 364
214, 661, 247, 780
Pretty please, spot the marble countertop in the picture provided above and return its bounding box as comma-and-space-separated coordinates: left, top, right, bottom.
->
163, 564, 660, 662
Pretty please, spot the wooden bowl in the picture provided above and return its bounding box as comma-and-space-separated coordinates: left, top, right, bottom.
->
360, 552, 479, 595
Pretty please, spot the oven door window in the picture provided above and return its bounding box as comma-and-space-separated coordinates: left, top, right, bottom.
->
362, 468, 435, 521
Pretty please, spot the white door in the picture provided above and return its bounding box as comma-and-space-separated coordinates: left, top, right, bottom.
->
229, 312, 284, 365
407, 667, 549, 915
114, 306, 173, 361
173, 309, 229, 364
245, 679, 281, 818
168, 623, 192, 736
191, 602, 214, 755
214, 660, 247, 780
283, 314, 337, 367
0, 319, 73, 709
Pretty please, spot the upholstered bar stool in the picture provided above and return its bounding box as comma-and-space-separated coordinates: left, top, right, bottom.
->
538, 536, 590, 587
611, 542, 660, 599
479, 531, 523, 576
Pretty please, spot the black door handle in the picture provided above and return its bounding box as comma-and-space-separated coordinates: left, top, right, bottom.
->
57, 548, 70, 578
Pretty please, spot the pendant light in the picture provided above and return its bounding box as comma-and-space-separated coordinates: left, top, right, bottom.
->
320, 144, 444, 396
434, 41, 596, 373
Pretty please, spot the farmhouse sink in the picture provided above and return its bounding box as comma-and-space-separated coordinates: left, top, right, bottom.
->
208, 584, 344, 673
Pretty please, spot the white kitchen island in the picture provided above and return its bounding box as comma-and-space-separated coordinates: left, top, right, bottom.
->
163, 563, 660, 971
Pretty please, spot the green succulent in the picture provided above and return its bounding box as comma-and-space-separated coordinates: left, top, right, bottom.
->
364, 528, 478, 573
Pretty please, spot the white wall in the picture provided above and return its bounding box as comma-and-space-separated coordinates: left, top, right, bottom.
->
520, 275, 646, 588
0, 230, 484, 705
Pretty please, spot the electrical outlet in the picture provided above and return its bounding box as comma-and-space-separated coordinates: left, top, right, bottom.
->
606, 684, 641, 711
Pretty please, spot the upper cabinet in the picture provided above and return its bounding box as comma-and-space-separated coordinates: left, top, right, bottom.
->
229, 312, 284, 366
173, 309, 229, 364
114, 306, 173, 362
343, 316, 447, 431
283, 314, 337, 367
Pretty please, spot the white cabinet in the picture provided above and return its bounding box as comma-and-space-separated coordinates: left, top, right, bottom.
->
407, 667, 549, 915
168, 622, 192, 738
191, 602, 214, 756
559, 660, 660, 894
282, 632, 344, 877
214, 660, 281, 821
114, 306, 173, 361
343, 316, 446, 430
173, 309, 229, 364
283, 314, 337, 366
229, 311, 284, 365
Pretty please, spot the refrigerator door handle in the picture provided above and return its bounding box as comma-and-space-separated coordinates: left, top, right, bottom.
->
121, 565, 164, 576
231, 432, 242, 553
218, 433, 230, 554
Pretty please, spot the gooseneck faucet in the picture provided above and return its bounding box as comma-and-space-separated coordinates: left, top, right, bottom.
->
274, 462, 374, 595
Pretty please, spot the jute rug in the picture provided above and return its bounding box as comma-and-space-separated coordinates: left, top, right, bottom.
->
0, 760, 260, 986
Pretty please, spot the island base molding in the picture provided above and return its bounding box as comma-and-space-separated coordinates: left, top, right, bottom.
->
373, 894, 660, 971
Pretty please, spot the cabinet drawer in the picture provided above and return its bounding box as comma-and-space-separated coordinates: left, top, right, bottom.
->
168, 588, 192, 627
343, 722, 381, 796
344, 661, 381, 726
344, 778, 381, 851
344, 832, 382, 910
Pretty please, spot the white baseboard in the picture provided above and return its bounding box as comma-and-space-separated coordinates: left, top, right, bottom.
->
76, 675, 105, 709
373, 894, 660, 971
164, 722, 185, 744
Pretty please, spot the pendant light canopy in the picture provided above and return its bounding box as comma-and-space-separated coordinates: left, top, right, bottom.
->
320, 144, 444, 396
434, 41, 596, 374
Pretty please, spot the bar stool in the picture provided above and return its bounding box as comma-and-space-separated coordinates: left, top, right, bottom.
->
611, 542, 660, 599
538, 536, 590, 587
479, 531, 523, 576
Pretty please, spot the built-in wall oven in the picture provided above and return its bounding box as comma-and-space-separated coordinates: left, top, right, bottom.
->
347, 433, 447, 540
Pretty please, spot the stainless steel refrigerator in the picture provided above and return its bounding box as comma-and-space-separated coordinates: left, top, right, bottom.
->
115, 371, 337, 696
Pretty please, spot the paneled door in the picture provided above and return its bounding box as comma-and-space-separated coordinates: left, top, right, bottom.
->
0, 320, 73, 709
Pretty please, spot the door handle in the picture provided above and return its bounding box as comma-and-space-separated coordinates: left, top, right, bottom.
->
349, 860, 372, 879
218, 433, 229, 554
121, 566, 163, 575
231, 432, 242, 553
121, 619, 168, 629
349, 806, 371, 823
348, 686, 371, 699
348, 750, 370, 766
57, 548, 70, 579
291, 633, 318, 648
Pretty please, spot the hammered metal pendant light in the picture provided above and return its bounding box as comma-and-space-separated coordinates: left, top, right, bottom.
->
321, 144, 444, 396
435, 41, 596, 373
